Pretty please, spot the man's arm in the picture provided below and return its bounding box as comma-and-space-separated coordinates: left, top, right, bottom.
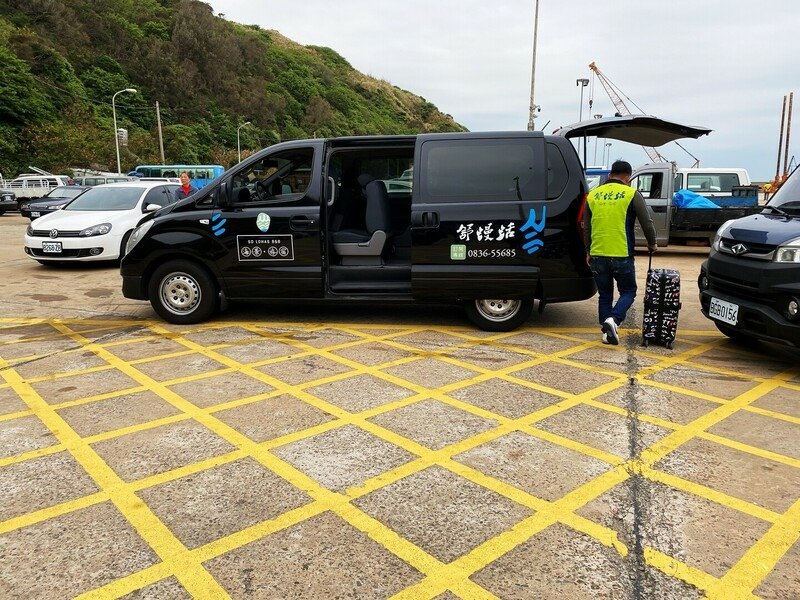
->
632, 191, 657, 249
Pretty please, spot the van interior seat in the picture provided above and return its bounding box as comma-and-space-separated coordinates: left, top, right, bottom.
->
332, 176, 392, 264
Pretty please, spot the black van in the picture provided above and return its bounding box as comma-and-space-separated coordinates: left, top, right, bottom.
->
121, 132, 595, 331
699, 165, 800, 347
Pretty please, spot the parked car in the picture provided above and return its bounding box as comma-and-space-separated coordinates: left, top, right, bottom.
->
0, 190, 15, 215
19, 186, 89, 220
24, 182, 180, 264
699, 164, 800, 347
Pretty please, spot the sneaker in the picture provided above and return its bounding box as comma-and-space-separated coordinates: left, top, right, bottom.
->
602, 317, 619, 345
602, 333, 610, 345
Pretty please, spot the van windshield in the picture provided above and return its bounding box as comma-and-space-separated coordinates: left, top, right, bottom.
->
65, 187, 144, 211
767, 166, 800, 214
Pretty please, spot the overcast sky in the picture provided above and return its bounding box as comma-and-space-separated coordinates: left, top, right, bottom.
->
210, 0, 798, 181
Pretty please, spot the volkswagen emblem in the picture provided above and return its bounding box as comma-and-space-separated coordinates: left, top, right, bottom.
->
731, 243, 748, 255
49, 229, 58, 239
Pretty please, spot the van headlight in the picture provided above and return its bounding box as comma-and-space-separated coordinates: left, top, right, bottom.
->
125, 220, 153, 255
712, 220, 735, 252
774, 237, 800, 263
80, 223, 112, 237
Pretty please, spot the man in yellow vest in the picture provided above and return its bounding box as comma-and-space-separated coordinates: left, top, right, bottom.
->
585, 160, 657, 345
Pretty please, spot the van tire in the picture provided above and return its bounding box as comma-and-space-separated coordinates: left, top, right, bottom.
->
464, 298, 534, 332
148, 260, 218, 324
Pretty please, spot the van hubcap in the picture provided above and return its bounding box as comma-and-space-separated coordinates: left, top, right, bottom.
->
160, 273, 200, 315
475, 299, 521, 322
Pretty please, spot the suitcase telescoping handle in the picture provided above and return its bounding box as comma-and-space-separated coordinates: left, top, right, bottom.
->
648, 251, 654, 272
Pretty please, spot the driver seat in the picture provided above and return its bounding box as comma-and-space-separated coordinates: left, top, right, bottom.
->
332, 176, 392, 265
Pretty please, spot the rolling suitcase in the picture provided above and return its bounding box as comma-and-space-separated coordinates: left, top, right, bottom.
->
641, 254, 681, 349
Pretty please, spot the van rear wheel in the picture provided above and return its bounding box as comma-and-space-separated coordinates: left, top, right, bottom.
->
464, 298, 534, 332
148, 260, 218, 324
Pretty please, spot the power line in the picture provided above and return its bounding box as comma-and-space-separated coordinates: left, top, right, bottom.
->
29, 73, 170, 114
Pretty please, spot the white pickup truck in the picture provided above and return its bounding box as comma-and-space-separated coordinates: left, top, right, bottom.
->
631, 163, 761, 246
4, 174, 71, 201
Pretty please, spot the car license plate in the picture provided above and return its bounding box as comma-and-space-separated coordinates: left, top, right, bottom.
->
42, 242, 62, 254
709, 297, 738, 326
31, 211, 40, 217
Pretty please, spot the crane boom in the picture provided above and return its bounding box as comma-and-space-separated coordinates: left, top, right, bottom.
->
588, 62, 666, 163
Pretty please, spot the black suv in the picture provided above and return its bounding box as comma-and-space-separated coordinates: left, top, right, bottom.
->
699, 165, 800, 347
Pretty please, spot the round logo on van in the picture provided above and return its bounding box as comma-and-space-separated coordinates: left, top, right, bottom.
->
256, 213, 270, 232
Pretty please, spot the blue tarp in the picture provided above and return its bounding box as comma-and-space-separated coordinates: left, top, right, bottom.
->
672, 188, 720, 209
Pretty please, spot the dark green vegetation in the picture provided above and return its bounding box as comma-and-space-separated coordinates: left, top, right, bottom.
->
0, 0, 465, 176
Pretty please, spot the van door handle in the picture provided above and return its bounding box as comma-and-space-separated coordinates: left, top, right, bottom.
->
412, 211, 439, 229
290, 215, 316, 229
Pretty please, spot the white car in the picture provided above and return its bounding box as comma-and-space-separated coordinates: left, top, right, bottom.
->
24, 181, 179, 263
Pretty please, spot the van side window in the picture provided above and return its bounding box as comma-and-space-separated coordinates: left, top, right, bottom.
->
545, 142, 568, 199
230, 148, 314, 205
674, 173, 683, 190
422, 139, 538, 201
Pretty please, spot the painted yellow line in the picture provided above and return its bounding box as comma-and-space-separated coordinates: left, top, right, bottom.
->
0, 355, 230, 598
700, 432, 800, 470
643, 468, 780, 524
3, 318, 796, 598
707, 497, 800, 598
644, 547, 721, 594
0, 491, 109, 535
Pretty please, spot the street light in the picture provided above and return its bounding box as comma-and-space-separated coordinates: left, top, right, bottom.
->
237, 121, 251, 163
604, 142, 613, 167
527, 0, 541, 131
575, 78, 590, 159
592, 114, 603, 165
576, 78, 589, 121
112, 88, 136, 175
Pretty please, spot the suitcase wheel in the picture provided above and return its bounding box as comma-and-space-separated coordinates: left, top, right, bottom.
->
642, 339, 649, 348
666, 341, 673, 350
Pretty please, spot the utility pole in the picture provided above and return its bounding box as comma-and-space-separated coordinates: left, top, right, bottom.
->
155, 101, 165, 165
527, 0, 540, 131
784, 92, 793, 179
776, 95, 787, 182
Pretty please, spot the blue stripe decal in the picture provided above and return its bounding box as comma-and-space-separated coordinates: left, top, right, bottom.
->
212, 218, 227, 231
213, 228, 226, 236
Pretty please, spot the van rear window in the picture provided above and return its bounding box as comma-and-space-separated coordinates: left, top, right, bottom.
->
546, 143, 568, 199
422, 140, 537, 201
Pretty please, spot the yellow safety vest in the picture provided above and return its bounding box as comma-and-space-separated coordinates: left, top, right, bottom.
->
586, 182, 636, 257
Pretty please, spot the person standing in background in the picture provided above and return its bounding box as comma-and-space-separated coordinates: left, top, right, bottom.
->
176, 171, 198, 200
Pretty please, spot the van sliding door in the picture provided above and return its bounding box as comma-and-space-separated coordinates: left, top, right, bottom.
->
410, 133, 548, 300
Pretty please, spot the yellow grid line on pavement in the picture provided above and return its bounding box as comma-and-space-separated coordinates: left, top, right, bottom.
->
0, 317, 798, 599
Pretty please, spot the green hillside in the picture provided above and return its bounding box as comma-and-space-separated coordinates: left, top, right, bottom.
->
0, 0, 465, 176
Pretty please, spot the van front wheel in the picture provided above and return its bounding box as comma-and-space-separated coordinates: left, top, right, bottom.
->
148, 260, 218, 324
464, 298, 534, 332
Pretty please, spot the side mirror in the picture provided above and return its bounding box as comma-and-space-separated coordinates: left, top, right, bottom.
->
144, 203, 162, 212
216, 181, 229, 209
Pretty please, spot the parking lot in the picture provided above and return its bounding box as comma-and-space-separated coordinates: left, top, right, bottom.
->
1, 213, 799, 599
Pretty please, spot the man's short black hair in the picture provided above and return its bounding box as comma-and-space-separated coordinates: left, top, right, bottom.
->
609, 160, 632, 176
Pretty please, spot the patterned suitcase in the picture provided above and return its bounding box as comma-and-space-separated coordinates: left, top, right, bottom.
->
641, 255, 681, 349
